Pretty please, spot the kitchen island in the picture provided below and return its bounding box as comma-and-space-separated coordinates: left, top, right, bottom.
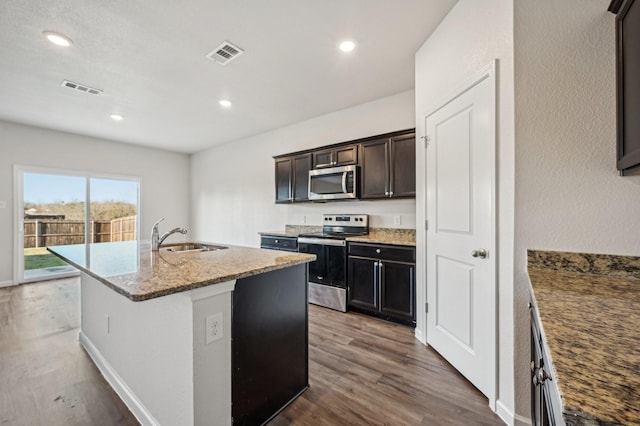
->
48, 240, 315, 426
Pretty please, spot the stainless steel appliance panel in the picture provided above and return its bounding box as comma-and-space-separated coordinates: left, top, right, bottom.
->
308, 282, 346, 312
308, 165, 358, 201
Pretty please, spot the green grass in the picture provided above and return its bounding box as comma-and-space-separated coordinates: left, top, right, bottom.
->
24, 248, 68, 270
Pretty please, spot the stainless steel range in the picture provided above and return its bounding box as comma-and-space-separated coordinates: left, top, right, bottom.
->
297, 214, 368, 312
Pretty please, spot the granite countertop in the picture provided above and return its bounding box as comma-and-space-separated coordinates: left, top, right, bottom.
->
527, 250, 640, 425
346, 228, 415, 246
258, 230, 303, 238
48, 241, 315, 302
260, 226, 415, 246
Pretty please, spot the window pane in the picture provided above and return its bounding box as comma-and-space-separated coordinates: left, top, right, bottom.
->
23, 173, 85, 278
89, 178, 138, 243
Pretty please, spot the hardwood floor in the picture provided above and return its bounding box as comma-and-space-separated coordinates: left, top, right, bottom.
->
0, 277, 136, 426
272, 305, 503, 426
0, 278, 503, 425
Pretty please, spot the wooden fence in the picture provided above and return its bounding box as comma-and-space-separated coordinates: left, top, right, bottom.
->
24, 216, 137, 248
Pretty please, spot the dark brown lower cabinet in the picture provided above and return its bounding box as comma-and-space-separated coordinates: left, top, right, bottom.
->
348, 243, 415, 326
232, 265, 308, 425
530, 302, 564, 425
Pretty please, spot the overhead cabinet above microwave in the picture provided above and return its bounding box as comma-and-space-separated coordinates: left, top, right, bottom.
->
273, 128, 415, 204
312, 145, 358, 169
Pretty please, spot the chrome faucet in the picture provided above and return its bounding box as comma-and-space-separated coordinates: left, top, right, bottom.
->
151, 218, 188, 251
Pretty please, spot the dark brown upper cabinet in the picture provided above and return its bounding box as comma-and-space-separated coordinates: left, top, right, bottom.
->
610, 0, 640, 175
273, 128, 415, 203
274, 153, 311, 203
360, 132, 416, 199
312, 144, 358, 169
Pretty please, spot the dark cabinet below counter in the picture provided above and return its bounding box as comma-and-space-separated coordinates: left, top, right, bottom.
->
260, 235, 298, 252
347, 242, 416, 326
529, 302, 563, 426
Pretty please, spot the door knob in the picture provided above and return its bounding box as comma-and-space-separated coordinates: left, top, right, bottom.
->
471, 248, 488, 259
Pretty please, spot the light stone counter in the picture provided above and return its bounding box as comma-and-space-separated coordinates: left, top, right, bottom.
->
528, 250, 640, 425
346, 228, 415, 246
259, 227, 416, 246
48, 240, 315, 301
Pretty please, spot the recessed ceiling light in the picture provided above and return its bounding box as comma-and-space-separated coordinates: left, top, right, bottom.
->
219, 100, 232, 108
110, 114, 123, 121
43, 31, 73, 47
338, 40, 356, 52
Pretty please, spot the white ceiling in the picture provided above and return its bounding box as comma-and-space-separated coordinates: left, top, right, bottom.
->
0, 0, 457, 154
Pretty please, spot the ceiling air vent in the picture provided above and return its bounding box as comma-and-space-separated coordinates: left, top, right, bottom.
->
61, 80, 103, 95
206, 41, 244, 65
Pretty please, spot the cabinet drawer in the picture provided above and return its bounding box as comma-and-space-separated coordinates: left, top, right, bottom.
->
348, 243, 415, 263
260, 236, 298, 252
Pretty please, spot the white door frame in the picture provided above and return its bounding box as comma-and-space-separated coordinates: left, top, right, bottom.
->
13, 165, 141, 285
416, 60, 497, 408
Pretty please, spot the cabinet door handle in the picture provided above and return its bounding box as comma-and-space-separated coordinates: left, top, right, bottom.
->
378, 261, 383, 282
532, 368, 551, 386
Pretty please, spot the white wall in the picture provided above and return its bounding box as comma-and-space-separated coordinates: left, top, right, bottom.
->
0, 120, 190, 285
513, 0, 640, 420
191, 90, 417, 247
415, 0, 515, 422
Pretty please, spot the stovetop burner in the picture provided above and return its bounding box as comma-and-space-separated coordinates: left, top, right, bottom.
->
298, 214, 369, 239
298, 231, 366, 240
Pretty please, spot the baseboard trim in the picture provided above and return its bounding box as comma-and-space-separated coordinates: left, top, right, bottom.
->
495, 400, 532, 426
496, 400, 514, 425
79, 332, 160, 426
0, 280, 15, 288
514, 412, 533, 426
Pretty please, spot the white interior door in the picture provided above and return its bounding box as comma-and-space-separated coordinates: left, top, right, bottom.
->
425, 63, 496, 404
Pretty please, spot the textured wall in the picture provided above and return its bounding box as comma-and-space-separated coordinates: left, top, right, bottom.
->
415, 0, 516, 421
514, 0, 640, 420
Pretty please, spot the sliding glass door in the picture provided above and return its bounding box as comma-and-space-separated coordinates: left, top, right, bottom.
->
16, 167, 139, 283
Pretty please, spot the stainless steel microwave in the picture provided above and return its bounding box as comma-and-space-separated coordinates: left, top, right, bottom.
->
308, 165, 358, 201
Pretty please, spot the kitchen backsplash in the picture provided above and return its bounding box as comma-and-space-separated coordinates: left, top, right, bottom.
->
286, 203, 416, 230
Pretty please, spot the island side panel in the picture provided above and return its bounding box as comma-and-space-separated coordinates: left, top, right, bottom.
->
80, 273, 198, 425
231, 264, 309, 426
192, 289, 233, 426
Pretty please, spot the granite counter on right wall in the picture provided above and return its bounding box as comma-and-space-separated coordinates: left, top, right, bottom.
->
527, 250, 640, 425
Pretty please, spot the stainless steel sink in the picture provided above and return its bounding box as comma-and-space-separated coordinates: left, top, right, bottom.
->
161, 243, 228, 253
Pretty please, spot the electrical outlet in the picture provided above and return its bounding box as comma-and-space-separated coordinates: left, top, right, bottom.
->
393, 215, 402, 226
0, 200, 6, 209
205, 312, 223, 344
105, 314, 110, 334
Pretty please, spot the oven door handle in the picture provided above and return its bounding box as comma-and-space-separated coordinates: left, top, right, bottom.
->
298, 237, 346, 247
